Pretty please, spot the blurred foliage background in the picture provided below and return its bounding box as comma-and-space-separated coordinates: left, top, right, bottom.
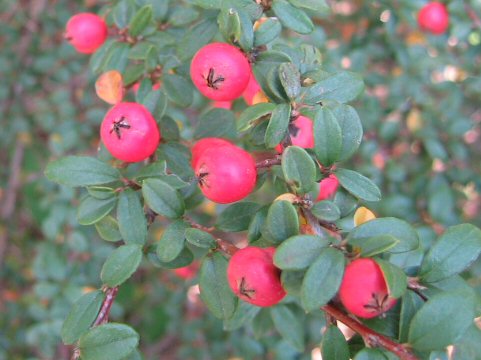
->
1, 0, 480, 359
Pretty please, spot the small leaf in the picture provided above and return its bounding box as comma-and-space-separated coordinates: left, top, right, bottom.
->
100, 245, 143, 287
61, 290, 105, 345
129, 5, 153, 37
216, 202, 262, 232
77, 196, 116, 226
254, 17, 282, 46
223, 301, 261, 331
199, 253, 237, 319
398, 291, 424, 343
321, 326, 350, 360
331, 104, 363, 162
282, 146, 316, 194
335, 168, 381, 202
311, 201, 341, 222
150, 247, 194, 269
274, 235, 329, 270
279, 63, 301, 100
156, 220, 188, 262
301, 248, 345, 311
262, 200, 299, 244
142, 178, 185, 219
265, 103, 291, 148
376, 259, 408, 299
185, 228, 216, 249
78, 323, 139, 360
95, 216, 122, 242
348, 235, 399, 257
301, 71, 364, 104
420, 224, 481, 283
313, 107, 342, 166
272, 0, 314, 34
162, 74, 194, 107
237, 102, 276, 132
45, 156, 120, 187
271, 305, 305, 351
95, 70, 124, 105
353, 348, 387, 360
289, 0, 330, 14
117, 189, 147, 245
194, 108, 237, 140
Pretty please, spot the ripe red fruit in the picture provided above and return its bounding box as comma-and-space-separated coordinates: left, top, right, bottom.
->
316, 174, 340, 201
65, 13, 108, 54
227, 247, 286, 307
339, 258, 397, 319
191, 137, 234, 169
100, 102, 161, 162
212, 100, 233, 110
417, 2, 449, 35
242, 72, 263, 106
190, 43, 251, 101
275, 115, 314, 153
173, 262, 199, 280
194, 145, 257, 204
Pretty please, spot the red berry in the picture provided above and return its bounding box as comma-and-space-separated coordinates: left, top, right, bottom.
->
65, 13, 108, 54
100, 102, 161, 162
173, 262, 199, 280
316, 174, 340, 201
227, 247, 286, 307
417, 2, 449, 35
190, 43, 251, 101
191, 137, 234, 169
275, 115, 314, 153
242, 72, 263, 106
195, 145, 257, 204
212, 100, 233, 110
339, 258, 397, 319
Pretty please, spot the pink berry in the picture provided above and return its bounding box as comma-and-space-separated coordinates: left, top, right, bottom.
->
339, 258, 397, 319
194, 145, 257, 204
275, 115, 314, 153
191, 138, 234, 169
65, 13, 108, 54
212, 101, 233, 110
227, 247, 286, 307
100, 102, 161, 162
417, 2, 449, 35
190, 43, 251, 101
316, 174, 340, 201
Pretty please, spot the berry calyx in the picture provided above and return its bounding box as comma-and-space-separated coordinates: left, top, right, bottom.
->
316, 174, 340, 201
191, 137, 234, 169
339, 258, 397, 319
100, 102, 161, 162
417, 2, 449, 35
275, 115, 314, 153
227, 247, 286, 307
65, 13, 108, 54
194, 145, 257, 204
190, 43, 251, 101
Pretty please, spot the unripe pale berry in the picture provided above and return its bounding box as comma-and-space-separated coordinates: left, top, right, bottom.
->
339, 258, 397, 319
191, 137, 234, 169
417, 2, 449, 35
227, 247, 286, 307
65, 13, 108, 54
100, 102, 160, 162
316, 174, 340, 201
275, 115, 314, 153
194, 145, 257, 204
190, 43, 251, 101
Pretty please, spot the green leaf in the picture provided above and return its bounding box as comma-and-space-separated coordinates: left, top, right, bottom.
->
156, 220, 188, 262
199, 253, 237, 319
331, 104, 363, 162
274, 235, 330, 270
117, 189, 147, 245
348, 235, 399, 257
142, 178, 184, 219
162, 74, 193, 107
223, 301, 261, 331
398, 291, 424, 343
237, 102, 276, 132
177, 19, 218, 61
158, 142, 194, 181
78, 323, 139, 360
265, 103, 291, 148
218, 7, 242, 47
185, 228, 216, 249
289, 0, 330, 13
254, 17, 282, 46
45, 156, 120, 187
216, 202, 262, 232
100, 245, 143, 287
301, 248, 345, 311
353, 348, 387, 360
271, 305, 305, 352
272, 0, 314, 34
321, 326, 350, 360
77, 196, 116, 226
282, 146, 316, 194
150, 247, 194, 269
408, 292, 475, 351
376, 259, 408, 299
335, 168, 381, 202
61, 290, 105, 345
113, 0, 135, 29
281, 270, 305, 296
311, 201, 341, 222
348, 217, 420, 254
262, 200, 299, 244
194, 108, 237, 140
420, 224, 481, 283
301, 71, 364, 104
313, 107, 343, 166
192, 0, 222, 9
129, 5, 153, 37
95, 216, 122, 242
87, 186, 116, 200
248, 206, 269, 242
279, 63, 301, 100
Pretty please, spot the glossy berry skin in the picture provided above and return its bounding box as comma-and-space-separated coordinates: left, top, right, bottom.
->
190, 43, 251, 101
191, 137, 234, 169
339, 258, 397, 319
417, 2, 449, 35
100, 102, 160, 162
65, 13, 108, 54
316, 174, 340, 201
275, 115, 314, 153
195, 145, 256, 204
227, 247, 286, 307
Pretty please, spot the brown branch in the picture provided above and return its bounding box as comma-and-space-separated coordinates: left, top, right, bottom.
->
255, 155, 282, 169
322, 304, 419, 360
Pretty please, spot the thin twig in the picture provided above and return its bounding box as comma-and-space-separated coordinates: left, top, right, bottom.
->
255, 155, 282, 169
